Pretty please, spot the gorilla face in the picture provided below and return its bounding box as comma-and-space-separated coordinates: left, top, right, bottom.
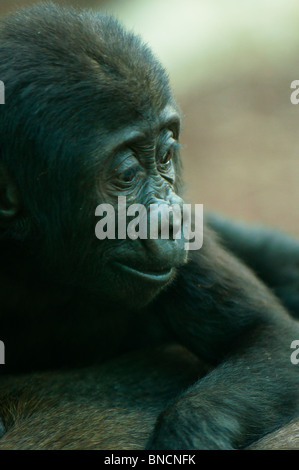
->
58, 101, 188, 308
90, 104, 189, 306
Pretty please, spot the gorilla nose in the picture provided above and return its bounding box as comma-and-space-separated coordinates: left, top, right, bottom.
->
148, 197, 184, 241
161, 205, 182, 239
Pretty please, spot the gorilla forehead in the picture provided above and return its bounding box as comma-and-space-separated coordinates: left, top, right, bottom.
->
0, 2, 172, 129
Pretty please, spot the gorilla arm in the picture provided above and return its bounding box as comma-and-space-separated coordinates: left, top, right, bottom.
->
207, 212, 299, 319
146, 227, 299, 449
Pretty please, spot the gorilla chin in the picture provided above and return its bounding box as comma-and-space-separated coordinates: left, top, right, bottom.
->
102, 239, 189, 306
108, 262, 179, 308
95, 269, 174, 309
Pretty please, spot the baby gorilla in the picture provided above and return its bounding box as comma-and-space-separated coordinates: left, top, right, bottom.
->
0, 2, 298, 450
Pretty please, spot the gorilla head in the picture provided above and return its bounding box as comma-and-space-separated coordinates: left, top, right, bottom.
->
0, 3, 188, 307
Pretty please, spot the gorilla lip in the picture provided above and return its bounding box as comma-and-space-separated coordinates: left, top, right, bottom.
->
115, 262, 174, 283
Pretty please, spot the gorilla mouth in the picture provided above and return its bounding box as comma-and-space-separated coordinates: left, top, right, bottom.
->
115, 262, 174, 283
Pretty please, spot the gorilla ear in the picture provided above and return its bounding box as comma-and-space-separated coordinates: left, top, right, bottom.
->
0, 163, 19, 225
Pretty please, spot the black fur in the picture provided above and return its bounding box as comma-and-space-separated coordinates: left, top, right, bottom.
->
0, 2, 298, 450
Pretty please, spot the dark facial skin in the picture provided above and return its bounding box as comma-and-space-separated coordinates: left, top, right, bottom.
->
93, 105, 188, 306
0, 2, 298, 450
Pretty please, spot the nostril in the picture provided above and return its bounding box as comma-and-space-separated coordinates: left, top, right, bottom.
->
147, 197, 184, 240
168, 204, 183, 240
158, 205, 181, 240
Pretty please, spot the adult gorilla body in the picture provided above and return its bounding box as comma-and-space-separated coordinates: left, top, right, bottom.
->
0, 3, 298, 450
0, 345, 298, 450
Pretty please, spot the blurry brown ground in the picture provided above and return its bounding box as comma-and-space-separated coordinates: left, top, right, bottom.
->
1, 0, 299, 237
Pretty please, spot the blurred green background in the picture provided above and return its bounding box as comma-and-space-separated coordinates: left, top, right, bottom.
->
2, 0, 299, 235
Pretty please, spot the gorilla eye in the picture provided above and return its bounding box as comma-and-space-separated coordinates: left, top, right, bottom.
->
111, 154, 143, 189
120, 167, 138, 183
158, 147, 174, 170
115, 164, 143, 188
164, 148, 174, 164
